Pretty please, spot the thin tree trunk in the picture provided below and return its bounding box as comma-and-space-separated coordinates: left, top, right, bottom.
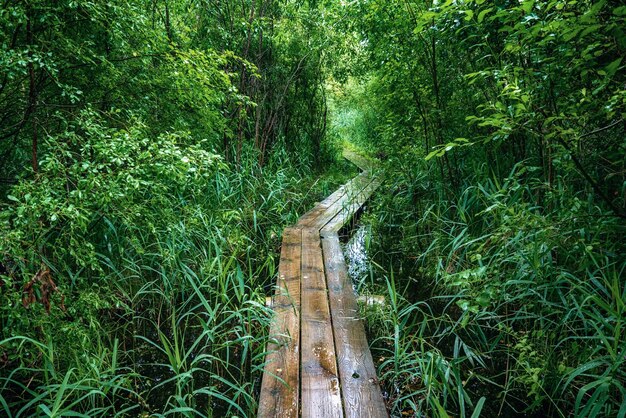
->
27, 9, 38, 173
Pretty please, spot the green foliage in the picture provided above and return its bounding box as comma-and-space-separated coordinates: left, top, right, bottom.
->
0, 137, 344, 415
332, 0, 626, 416
2, 110, 223, 276
359, 161, 625, 416
0, 0, 345, 416
2, 0, 624, 415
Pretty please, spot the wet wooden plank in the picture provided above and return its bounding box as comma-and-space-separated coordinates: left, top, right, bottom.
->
321, 177, 383, 233
258, 228, 302, 418
303, 172, 374, 230
259, 151, 384, 418
300, 228, 343, 418
343, 150, 375, 172
297, 173, 368, 229
321, 232, 388, 418
296, 186, 350, 228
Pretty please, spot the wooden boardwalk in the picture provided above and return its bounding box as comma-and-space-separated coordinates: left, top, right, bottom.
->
258, 151, 387, 418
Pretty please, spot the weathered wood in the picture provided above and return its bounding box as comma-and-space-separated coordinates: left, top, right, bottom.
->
342, 150, 375, 172
297, 173, 369, 229
321, 232, 388, 418
321, 177, 383, 233
296, 184, 348, 227
300, 228, 344, 418
259, 151, 385, 418
258, 228, 302, 418
302, 172, 374, 230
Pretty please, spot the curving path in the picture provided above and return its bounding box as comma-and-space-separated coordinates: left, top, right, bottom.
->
258, 151, 387, 418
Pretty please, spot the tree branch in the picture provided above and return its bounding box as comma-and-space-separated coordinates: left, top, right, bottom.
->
578, 119, 623, 139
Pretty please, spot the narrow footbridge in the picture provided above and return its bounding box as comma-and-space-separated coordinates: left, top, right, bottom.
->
258, 151, 388, 418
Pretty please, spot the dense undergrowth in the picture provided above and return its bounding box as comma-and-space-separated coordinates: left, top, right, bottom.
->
2, 0, 625, 417
357, 163, 625, 417
0, 127, 350, 417
0, 121, 350, 416
331, 0, 626, 416
0, 0, 349, 416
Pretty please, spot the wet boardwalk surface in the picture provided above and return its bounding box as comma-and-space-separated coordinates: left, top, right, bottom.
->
258, 151, 387, 418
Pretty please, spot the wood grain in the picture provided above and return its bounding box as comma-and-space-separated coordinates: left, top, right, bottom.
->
297, 173, 365, 229
321, 232, 388, 418
303, 172, 373, 230
300, 228, 344, 418
259, 151, 384, 418
321, 177, 383, 233
258, 228, 302, 418
342, 150, 375, 172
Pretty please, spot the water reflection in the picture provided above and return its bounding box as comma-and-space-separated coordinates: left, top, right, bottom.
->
342, 225, 369, 286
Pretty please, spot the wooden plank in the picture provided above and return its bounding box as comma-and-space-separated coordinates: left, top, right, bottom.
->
296, 184, 350, 228
321, 177, 383, 233
259, 150, 385, 418
342, 150, 375, 172
297, 173, 369, 229
321, 232, 388, 418
258, 228, 302, 418
303, 172, 374, 230
300, 228, 344, 418
299, 149, 377, 230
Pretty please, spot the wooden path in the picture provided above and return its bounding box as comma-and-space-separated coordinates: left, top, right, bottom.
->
258, 151, 387, 418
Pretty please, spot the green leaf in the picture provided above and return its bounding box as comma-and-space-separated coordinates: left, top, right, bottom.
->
580, 24, 603, 39
563, 27, 582, 42
7, 195, 19, 202
457, 299, 471, 311
478, 8, 493, 23
38, 404, 53, 416
471, 397, 486, 418
464, 10, 474, 21
521, 0, 535, 13
605, 57, 623, 78
614, 6, 626, 16
563, 360, 605, 391
617, 398, 626, 418
430, 396, 451, 418
590, 0, 608, 15
425, 148, 442, 161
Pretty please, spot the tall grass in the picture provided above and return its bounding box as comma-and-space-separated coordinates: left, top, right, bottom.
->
359, 160, 626, 417
0, 141, 350, 416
